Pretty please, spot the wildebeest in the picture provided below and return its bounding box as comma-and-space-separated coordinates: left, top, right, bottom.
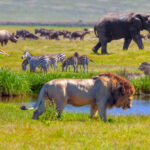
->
138, 62, 150, 75
24, 33, 39, 40
71, 30, 90, 40
0, 30, 17, 46
16, 29, 30, 39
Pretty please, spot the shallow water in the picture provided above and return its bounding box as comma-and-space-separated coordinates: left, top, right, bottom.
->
1, 95, 150, 115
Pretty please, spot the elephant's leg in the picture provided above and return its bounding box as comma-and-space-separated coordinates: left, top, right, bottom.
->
132, 33, 144, 49
90, 104, 98, 118
92, 41, 101, 53
123, 38, 132, 50
32, 100, 45, 119
101, 42, 108, 54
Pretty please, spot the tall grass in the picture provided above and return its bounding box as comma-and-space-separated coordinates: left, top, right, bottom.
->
0, 68, 30, 96
131, 77, 150, 95
1, 67, 150, 96
0, 68, 97, 96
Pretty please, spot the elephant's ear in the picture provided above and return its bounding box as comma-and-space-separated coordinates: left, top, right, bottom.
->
131, 14, 143, 30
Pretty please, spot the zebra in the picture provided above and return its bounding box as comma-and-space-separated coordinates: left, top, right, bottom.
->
22, 51, 66, 72
22, 58, 43, 71
22, 51, 50, 73
22, 59, 28, 71
62, 53, 78, 72
78, 55, 94, 72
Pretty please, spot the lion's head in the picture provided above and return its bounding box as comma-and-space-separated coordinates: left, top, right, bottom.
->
94, 73, 135, 110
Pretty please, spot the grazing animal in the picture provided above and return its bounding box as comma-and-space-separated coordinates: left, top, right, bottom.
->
78, 55, 94, 72
138, 62, 150, 75
62, 53, 78, 72
92, 12, 150, 54
0, 30, 17, 46
71, 30, 90, 40
22, 59, 28, 70
48, 31, 60, 40
140, 34, 146, 40
25, 33, 39, 40
35, 28, 45, 34
20, 73, 135, 121
147, 33, 150, 39
22, 53, 66, 71
22, 51, 50, 73
16, 30, 30, 39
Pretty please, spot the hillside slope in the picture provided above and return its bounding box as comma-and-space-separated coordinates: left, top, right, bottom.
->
0, 0, 150, 22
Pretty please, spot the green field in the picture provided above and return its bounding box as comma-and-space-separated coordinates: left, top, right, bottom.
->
0, 25, 150, 73
0, 103, 150, 150
0, 26, 150, 149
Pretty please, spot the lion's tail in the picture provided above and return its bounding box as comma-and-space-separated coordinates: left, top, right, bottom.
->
20, 85, 46, 110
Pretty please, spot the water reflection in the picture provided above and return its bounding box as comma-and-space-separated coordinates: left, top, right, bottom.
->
1, 96, 150, 115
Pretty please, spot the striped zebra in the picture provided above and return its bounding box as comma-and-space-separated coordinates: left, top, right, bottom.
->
22, 51, 66, 72
78, 55, 94, 72
22, 59, 28, 71
22, 51, 50, 73
62, 53, 78, 72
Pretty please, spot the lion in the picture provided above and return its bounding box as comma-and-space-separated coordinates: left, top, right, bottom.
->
20, 73, 135, 121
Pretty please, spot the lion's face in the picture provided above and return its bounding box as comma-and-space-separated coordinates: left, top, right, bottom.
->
116, 95, 133, 110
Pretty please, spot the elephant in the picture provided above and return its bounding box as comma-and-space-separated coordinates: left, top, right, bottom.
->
92, 13, 150, 54
0, 30, 17, 46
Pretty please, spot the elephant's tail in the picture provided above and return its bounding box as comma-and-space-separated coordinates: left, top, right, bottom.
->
20, 85, 46, 110
94, 25, 99, 38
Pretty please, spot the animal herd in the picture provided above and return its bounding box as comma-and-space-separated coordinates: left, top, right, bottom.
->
0, 28, 92, 46
16, 28, 91, 40
0, 12, 150, 121
21, 51, 94, 73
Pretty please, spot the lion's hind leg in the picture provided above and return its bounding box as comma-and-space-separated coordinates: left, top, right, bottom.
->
90, 104, 98, 118
32, 100, 45, 120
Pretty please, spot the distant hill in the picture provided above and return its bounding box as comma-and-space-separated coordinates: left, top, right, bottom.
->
0, 0, 150, 22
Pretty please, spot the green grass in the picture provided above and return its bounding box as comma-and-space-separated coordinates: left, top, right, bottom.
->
1, 67, 150, 95
0, 24, 150, 96
0, 25, 150, 73
0, 103, 150, 150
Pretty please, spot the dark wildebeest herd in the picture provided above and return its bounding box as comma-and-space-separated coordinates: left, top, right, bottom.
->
16, 28, 91, 40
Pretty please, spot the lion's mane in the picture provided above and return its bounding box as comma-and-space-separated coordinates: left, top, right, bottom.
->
94, 73, 135, 108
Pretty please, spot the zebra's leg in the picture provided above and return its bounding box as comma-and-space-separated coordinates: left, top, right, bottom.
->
73, 65, 75, 72
83, 64, 86, 73
87, 64, 88, 73
80, 65, 82, 72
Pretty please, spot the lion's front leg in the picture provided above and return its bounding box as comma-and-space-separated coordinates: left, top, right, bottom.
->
96, 98, 107, 122
90, 104, 98, 118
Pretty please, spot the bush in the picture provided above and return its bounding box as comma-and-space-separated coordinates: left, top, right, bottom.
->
39, 100, 58, 125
